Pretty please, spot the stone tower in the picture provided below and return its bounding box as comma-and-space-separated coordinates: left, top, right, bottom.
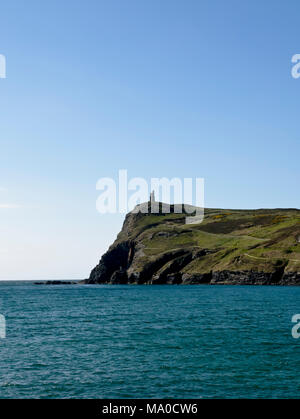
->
150, 190, 155, 203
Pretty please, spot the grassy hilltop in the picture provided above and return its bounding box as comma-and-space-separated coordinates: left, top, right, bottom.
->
87, 204, 300, 285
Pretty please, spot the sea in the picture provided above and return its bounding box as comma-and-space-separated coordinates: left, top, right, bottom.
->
0, 281, 300, 399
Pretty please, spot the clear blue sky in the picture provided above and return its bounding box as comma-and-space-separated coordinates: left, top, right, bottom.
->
0, 0, 299, 280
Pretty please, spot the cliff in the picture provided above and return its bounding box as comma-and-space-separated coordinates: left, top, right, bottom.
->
86, 203, 300, 285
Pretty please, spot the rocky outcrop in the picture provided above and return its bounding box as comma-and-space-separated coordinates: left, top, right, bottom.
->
88, 241, 134, 284
35, 281, 78, 285
86, 203, 300, 285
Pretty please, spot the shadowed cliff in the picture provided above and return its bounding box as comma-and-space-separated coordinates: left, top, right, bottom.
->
86, 203, 300, 285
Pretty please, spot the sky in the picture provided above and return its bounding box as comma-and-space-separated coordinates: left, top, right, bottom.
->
0, 0, 300, 280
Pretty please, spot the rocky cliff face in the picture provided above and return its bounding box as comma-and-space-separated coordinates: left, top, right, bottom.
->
86, 204, 300, 285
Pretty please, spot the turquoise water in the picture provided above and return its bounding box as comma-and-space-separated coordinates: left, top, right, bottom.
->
0, 282, 300, 399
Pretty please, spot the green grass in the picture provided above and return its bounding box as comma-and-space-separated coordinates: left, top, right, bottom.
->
122, 206, 300, 275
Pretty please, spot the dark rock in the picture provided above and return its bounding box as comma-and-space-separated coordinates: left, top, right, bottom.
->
34, 281, 78, 286
85, 203, 300, 286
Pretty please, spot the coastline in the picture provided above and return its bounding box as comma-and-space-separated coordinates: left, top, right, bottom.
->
86, 205, 300, 287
